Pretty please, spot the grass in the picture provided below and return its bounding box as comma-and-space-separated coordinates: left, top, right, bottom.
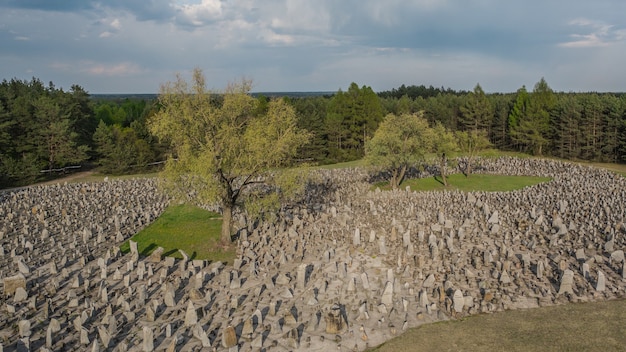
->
69, 171, 160, 183
373, 173, 551, 192
119, 203, 236, 263
582, 161, 626, 177
371, 299, 626, 352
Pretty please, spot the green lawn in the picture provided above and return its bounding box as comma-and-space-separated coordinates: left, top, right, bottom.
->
119, 203, 236, 263
371, 299, 626, 352
374, 173, 551, 192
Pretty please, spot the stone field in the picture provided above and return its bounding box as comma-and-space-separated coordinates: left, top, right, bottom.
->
0, 157, 625, 351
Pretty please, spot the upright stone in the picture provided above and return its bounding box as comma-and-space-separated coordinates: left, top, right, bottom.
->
149, 247, 164, 263
381, 281, 393, 306
536, 260, 544, 279
3, 273, 26, 296
297, 263, 307, 289
453, 290, 464, 313
325, 307, 344, 334
129, 240, 138, 256
184, 301, 198, 327
558, 269, 574, 295
353, 228, 361, 246
379, 236, 387, 255
596, 271, 606, 292
143, 326, 154, 351
18, 320, 31, 337
361, 272, 370, 290
222, 325, 238, 348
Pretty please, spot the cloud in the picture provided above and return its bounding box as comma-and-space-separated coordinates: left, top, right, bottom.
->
2, 0, 626, 93
51, 61, 145, 76
560, 18, 625, 48
174, 0, 222, 27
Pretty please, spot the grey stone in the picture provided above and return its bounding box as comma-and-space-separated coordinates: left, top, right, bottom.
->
143, 326, 154, 351
222, 325, 238, 348
3, 273, 26, 296
18, 320, 31, 337
453, 290, 464, 313
381, 281, 393, 306
596, 271, 606, 292
14, 287, 28, 302
558, 269, 575, 295
184, 301, 197, 327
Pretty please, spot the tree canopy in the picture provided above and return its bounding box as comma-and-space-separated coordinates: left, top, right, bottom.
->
148, 69, 311, 244
365, 112, 433, 189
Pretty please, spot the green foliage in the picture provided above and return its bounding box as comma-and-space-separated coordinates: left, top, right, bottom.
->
510, 78, 555, 155
327, 83, 384, 160
431, 122, 459, 186
148, 68, 311, 244
0, 78, 94, 186
93, 120, 154, 174
291, 96, 329, 163
459, 83, 493, 131
365, 112, 433, 189
456, 129, 491, 176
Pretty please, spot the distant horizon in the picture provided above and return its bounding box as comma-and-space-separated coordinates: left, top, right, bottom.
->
87, 87, 626, 97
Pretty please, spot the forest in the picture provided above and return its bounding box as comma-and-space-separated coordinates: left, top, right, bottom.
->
0, 77, 625, 187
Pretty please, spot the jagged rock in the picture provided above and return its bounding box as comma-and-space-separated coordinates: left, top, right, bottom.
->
3, 273, 26, 296
222, 325, 238, 348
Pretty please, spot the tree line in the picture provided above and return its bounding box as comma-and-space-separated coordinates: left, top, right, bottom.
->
0, 78, 162, 187
1, 76, 625, 187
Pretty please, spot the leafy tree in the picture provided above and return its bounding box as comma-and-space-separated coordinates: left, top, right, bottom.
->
324, 110, 347, 162
423, 93, 463, 130
93, 120, 154, 174
459, 83, 493, 132
510, 79, 555, 155
489, 94, 513, 149
327, 83, 383, 160
33, 96, 89, 170
365, 112, 432, 189
601, 95, 623, 163
456, 129, 491, 177
508, 86, 529, 151
148, 69, 310, 245
551, 94, 582, 159
291, 96, 328, 162
431, 122, 459, 187
580, 94, 604, 160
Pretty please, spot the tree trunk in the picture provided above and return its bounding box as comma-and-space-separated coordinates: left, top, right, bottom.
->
397, 165, 407, 188
391, 165, 407, 190
440, 155, 448, 187
391, 169, 398, 190
221, 204, 233, 245
466, 156, 473, 177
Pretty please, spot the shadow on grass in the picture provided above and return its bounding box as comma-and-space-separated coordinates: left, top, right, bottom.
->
163, 248, 177, 257
433, 176, 446, 186
140, 243, 157, 256
163, 248, 198, 260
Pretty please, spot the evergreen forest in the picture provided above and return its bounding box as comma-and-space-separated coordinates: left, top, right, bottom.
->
1, 77, 625, 187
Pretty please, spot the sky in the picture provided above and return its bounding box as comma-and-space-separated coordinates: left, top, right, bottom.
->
1, 0, 625, 94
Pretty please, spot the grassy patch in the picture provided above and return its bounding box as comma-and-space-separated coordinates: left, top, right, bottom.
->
373, 173, 551, 192
582, 161, 626, 177
371, 299, 626, 352
120, 203, 236, 263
